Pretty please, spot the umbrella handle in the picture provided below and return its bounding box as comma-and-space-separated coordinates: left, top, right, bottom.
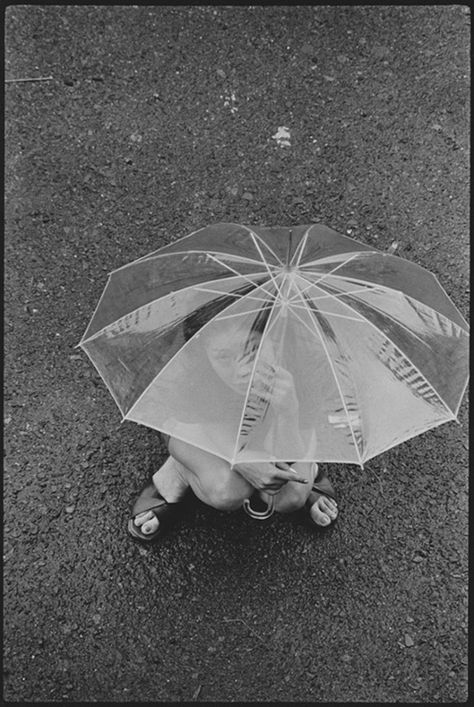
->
242, 495, 275, 520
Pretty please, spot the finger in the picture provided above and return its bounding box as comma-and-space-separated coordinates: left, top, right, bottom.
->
274, 470, 308, 484
274, 461, 292, 471
265, 483, 287, 491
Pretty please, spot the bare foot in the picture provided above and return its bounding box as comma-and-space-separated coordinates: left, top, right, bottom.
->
309, 493, 338, 526
133, 511, 160, 535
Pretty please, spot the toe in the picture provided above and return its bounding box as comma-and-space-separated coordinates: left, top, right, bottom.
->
134, 510, 153, 527
320, 496, 338, 517
310, 495, 338, 526
310, 505, 331, 526
141, 517, 159, 534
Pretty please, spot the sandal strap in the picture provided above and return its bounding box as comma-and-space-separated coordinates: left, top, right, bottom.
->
132, 496, 169, 517
306, 467, 336, 504
312, 477, 336, 500
131, 482, 179, 519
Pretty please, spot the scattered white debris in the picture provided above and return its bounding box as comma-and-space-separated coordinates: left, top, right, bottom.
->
222, 91, 238, 114
387, 241, 399, 254
272, 126, 291, 147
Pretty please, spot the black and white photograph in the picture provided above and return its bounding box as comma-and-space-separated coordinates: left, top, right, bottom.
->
4, 4, 469, 703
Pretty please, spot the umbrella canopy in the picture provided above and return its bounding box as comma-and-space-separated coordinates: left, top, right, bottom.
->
79, 223, 469, 467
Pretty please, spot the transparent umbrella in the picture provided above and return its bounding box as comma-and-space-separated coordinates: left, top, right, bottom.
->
78, 222, 469, 468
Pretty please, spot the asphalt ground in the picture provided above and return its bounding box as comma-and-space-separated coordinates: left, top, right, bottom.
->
4, 5, 469, 703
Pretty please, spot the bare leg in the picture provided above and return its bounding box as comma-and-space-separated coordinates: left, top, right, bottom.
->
167, 437, 254, 511
133, 437, 254, 536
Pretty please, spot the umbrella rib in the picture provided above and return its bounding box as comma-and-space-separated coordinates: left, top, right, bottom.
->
109, 222, 273, 273
289, 288, 364, 465
78, 273, 113, 346
230, 299, 283, 464
357, 416, 455, 464
79, 338, 129, 415
241, 225, 285, 266
79, 273, 271, 346
123, 279, 279, 422
121, 249, 281, 271
210, 254, 279, 269
299, 250, 379, 270
295, 248, 468, 331
307, 252, 367, 289
206, 254, 277, 298
290, 226, 311, 267
297, 273, 445, 350
297, 274, 457, 417
194, 286, 273, 305
288, 281, 383, 305
312, 269, 469, 334
245, 233, 285, 297
453, 376, 469, 420
288, 302, 364, 322
214, 306, 275, 321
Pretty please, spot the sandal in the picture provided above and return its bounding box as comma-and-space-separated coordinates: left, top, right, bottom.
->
305, 464, 338, 527
127, 481, 183, 543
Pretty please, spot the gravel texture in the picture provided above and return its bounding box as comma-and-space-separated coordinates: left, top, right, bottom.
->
4, 5, 469, 703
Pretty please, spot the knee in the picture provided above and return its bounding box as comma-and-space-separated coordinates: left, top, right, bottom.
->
276, 488, 307, 514
167, 436, 187, 462
205, 479, 246, 512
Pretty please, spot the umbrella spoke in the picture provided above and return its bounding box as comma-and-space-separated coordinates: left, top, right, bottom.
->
206, 254, 278, 298
214, 306, 276, 322
193, 273, 277, 305
299, 250, 378, 270
296, 273, 437, 350
80, 273, 272, 345
299, 270, 469, 342
231, 302, 283, 462
289, 226, 311, 267
287, 302, 365, 322
245, 233, 285, 298
123, 279, 280, 419
289, 287, 365, 465
304, 252, 366, 289
194, 287, 274, 305
242, 225, 285, 266
288, 277, 382, 304
309, 270, 469, 334
296, 274, 455, 416
119, 249, 282, 272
